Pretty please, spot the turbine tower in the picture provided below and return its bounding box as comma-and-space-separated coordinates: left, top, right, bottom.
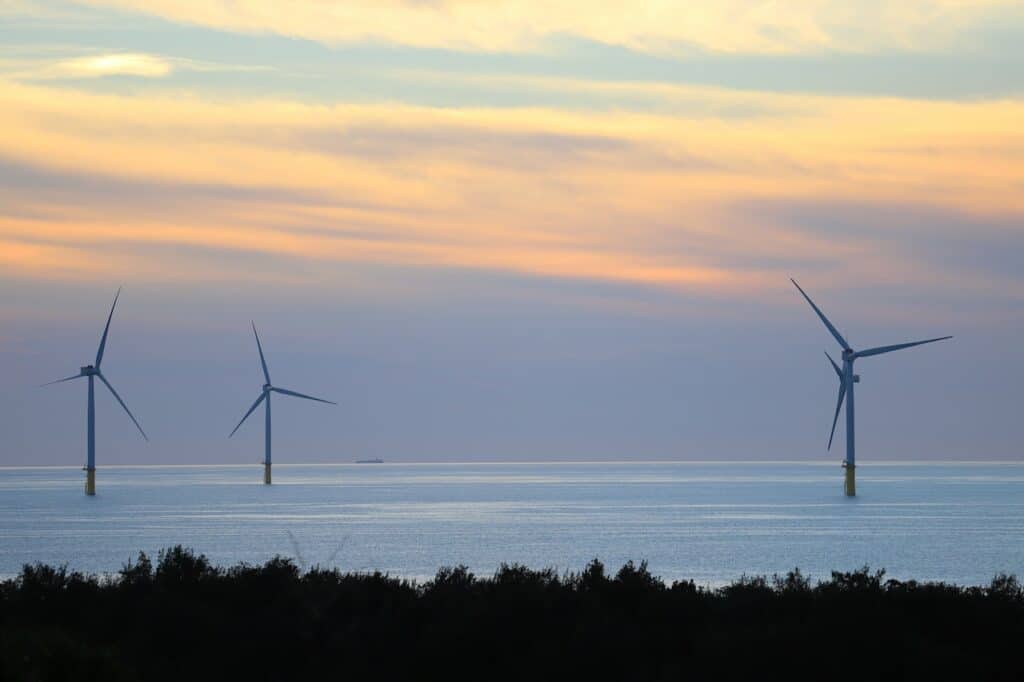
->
43, 288, 148, 495
791, 279, 951, 496
230, 323, 336, 484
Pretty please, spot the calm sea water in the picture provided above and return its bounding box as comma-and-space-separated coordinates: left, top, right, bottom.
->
1, 462, 1022, 585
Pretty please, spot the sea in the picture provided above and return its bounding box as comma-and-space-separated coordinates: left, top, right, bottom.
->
1, 462, 1022, 586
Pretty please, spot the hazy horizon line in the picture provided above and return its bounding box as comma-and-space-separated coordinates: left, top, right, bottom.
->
3, 459, 1023, 470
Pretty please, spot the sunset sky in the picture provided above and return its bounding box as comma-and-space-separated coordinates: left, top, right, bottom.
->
2, 0, 1022, 465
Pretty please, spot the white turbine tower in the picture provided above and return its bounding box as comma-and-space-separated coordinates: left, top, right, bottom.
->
791, 279, 952, 496
229, 323, 336, 484
43, 288, 148, 495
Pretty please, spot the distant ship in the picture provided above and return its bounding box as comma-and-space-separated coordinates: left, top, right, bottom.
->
355, 458, 384, 464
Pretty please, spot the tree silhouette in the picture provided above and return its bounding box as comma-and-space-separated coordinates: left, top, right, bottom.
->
1, 547, 1022, 681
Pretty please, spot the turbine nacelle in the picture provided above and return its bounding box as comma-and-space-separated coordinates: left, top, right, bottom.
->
80, 365, 98, 376
263, 384, 272, 392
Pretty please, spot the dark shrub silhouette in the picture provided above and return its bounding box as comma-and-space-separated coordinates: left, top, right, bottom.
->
1, 546, 1022, 681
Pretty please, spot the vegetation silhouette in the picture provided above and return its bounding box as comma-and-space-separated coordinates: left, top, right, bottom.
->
2, 547, 1022, 681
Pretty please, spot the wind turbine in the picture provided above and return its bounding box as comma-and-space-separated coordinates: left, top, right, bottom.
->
229, 323, 336, 484
791, 279, 951, 496
43, 288, 148, 495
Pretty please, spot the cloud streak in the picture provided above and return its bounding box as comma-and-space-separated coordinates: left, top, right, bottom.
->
1, 75, 1022, 313
56, 52, 172, 78
67, 0, 1023, 55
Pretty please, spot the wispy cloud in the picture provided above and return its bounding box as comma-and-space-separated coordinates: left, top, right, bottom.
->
69, 0, 1024, 55
0, 50, 274, 82
0, 51, 172, 80
56, 52, 172, 77
1, 76, 1022, 309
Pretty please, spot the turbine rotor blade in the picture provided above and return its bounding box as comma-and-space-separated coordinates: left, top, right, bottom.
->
96, 287, 122, 369
252, 322, 271, 385
828, 380, 846, 451
229, 392, 266, 437
791, 279, 850, 351
853, 336, 953, 359
40, 373, 83, 387
271, 387, 336, 405
97, 372, 148, 441
323, 538, 347, 567
825, 351, 842, 378
287, 530, 307, 571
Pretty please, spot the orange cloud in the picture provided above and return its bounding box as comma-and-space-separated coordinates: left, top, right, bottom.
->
1, 78, 1022, 300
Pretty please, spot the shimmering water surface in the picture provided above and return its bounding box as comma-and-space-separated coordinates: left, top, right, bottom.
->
1, 462, 1022, 585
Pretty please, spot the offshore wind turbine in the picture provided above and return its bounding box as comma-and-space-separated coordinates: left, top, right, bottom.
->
229, 323, 336, 484
791, 279, 951, 496
42, 288, 148, 495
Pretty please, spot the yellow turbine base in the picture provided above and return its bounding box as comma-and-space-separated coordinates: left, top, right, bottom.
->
85, 468, 96, 496
264, 463, 272, 485
844, 464, 856, 497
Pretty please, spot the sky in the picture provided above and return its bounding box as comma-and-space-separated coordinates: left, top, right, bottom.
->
1, 0, 1022, 466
